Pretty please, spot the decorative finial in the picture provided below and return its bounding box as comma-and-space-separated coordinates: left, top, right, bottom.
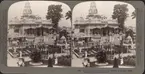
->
89, 2, 98, 15
22, 1, 32, 17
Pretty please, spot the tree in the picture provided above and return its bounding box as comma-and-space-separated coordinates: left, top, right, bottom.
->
112, 4, 129, 32
65, 11, 72, 34
131, 10, 136, 19
46, 5, 63, 46
112, 4, 129, 59
65, 11, 72, 56
46, 5, 63, 33
65, 11, 72, 32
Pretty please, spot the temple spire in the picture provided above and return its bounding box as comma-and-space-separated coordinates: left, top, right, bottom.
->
22, 1, 32, 17
89, 2, 98, 15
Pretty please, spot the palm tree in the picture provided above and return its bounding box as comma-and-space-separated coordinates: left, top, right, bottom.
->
65, 11, 72, 57
131, 10, 136, 19
65, 11, 72, 21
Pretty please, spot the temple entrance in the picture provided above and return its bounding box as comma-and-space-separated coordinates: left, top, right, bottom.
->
24, 27, 53, 36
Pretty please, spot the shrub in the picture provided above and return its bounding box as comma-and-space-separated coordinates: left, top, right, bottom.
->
89, 61, 96, 67
113, 45, 128, 54
57, 55, 71, 66
123, 56, 135, 66
30, 51, 42, 63
47, 45, 61, 53
107, 60, 114, 65
96, 50, 107, 63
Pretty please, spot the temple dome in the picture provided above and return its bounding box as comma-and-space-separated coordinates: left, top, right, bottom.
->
9, 2, 52, 25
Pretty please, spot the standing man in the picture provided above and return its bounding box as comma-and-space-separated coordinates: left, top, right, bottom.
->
47, 55, 53, 67
113, 57, 119, 68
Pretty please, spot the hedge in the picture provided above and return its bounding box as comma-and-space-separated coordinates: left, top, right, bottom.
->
123, 55, 135, 66
57, 55, 71, 66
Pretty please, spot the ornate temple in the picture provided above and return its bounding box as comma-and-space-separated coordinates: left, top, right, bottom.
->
8, 2, 53, 38
74, 2, 120, 37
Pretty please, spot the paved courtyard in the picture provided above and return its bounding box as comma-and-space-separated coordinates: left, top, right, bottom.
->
7, 53, 69, 67
71, 51, 135, 68
7, 53, 19, 67
97, 65, 135, 68
71, 54, 83, 67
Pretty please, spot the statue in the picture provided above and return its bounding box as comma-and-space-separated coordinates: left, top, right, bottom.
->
19, 51, 23, 58
84, 51, 88, 58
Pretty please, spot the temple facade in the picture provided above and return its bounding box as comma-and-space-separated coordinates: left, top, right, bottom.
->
8, 2, 53, 38
74, 2, 120, 37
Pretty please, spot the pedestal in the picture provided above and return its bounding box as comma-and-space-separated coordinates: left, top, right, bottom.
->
95, 62, 108, 66
29, 61, 43, 66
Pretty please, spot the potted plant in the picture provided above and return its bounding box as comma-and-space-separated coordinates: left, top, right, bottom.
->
96, 50, 107, 63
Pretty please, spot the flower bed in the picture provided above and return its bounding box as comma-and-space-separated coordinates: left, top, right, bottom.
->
74, 49, 83, 58
74, 50, 79, 54
74, 48, 96, 58
8, 47, 34, 58
123, 55, 135, 66
73, 50, 81, 58
8, 49, 19, 58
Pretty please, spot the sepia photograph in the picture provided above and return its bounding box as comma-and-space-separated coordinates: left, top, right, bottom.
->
7, 1, 72, 68
71, 1, 136, 68
7, 1, 137, 68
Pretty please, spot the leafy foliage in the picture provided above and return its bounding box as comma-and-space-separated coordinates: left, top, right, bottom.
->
96, 50, 107, 63
57, 55, 71, 66
112, 4, 129, 32
131, 10, 136, 19
30, 50, 42, 63
123, 55, 135, 66
46, 5, 63, 32
65, 11, 72, 20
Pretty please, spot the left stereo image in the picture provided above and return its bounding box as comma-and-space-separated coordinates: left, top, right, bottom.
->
7, 1, 72, 68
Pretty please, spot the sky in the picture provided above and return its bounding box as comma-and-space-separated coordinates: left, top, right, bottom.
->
72, 1, 136, 28
8, 1, 136, 28
8, 1, 71, 27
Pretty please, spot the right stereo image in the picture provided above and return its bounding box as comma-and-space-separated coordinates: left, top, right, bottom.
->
71, 1, 136, 68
